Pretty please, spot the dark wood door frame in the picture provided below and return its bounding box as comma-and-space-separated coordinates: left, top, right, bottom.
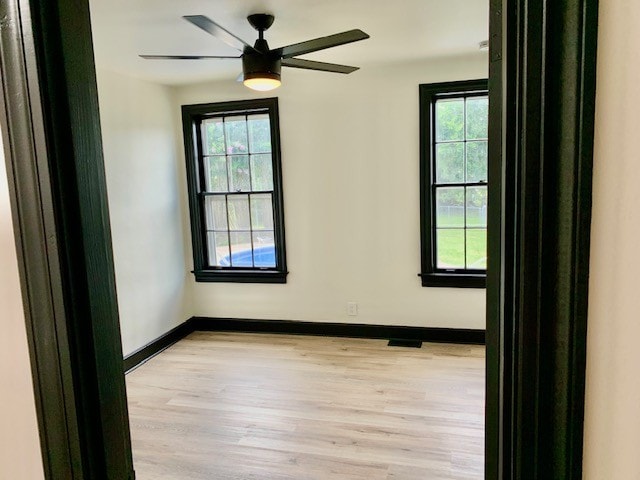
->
0, 0, 133, 478
485, 0, 598, 477
0, 0, 597, 479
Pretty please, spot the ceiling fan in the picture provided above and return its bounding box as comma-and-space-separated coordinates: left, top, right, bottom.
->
140, 14, 370, 91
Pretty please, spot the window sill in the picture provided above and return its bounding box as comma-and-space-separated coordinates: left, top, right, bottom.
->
420, 272, 486, 288
193, 270, 288, 284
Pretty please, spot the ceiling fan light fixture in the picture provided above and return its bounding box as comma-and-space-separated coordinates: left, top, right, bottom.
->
243, 71, 281, 91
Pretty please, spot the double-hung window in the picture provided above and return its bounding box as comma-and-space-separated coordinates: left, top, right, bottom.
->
419, 80, 488, 288
182, 98, 287, 283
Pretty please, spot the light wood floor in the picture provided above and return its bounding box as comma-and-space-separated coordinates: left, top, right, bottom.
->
126, 332, 485, 480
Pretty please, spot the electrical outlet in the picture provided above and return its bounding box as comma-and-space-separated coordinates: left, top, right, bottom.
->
347, 302, 358, 316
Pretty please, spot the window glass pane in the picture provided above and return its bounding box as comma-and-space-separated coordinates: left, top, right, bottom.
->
204, 196, 228, 230
224, 116, 249, 154
466, 186, 488, 227
250, 193, 274, 231
435, 99, 464, 142
250, 154, 274, 191
207, 232, 230, 267
227, 195, 250, 230
435, 143, 464, 184
230, 232, 253, 267
466, 229, 487, 269
202, 118, 225, 155
436, 229, 465, 269
466, 141, 488, 183
204, 155, 229, 192
204, 156, 228, 192
252, 231, 276, 267
436, 187, 464, 227
248, 114, 271, 153
466, 96, 489, 140
228, 155, 251, 192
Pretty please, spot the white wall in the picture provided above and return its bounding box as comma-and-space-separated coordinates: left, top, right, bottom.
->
0, 134, 44, 478
97, 69, 191, 355
174, 54, 487, 329
583, 1, 640, 478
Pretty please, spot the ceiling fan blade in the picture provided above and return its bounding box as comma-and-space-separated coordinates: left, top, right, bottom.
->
183, 15, 256, 53
281, 58, 359, 74
140, 55, 241, 60
275, 29, 369, 59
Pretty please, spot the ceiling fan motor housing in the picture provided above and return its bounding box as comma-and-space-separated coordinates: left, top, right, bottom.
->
242, 50, 282, 82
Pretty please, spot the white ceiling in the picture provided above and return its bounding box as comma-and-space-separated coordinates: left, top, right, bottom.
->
89, 0, 488, 86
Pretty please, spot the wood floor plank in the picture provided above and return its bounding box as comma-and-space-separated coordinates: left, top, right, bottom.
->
126, 332, 485, 479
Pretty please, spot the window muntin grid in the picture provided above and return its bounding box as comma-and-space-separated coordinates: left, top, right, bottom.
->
198, 112, 277, 269
432, 94, 488, 272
